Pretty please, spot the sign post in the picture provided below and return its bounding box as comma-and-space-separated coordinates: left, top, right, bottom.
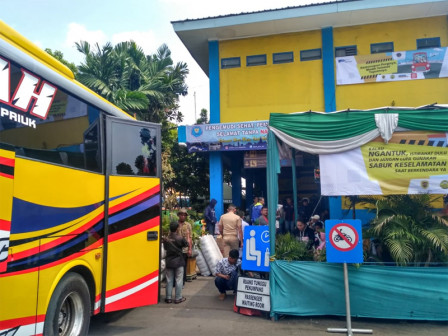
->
241, 226, 270, 272
325, 219, 372, 336
236, 277, 270, 312
236, 226, 271, 313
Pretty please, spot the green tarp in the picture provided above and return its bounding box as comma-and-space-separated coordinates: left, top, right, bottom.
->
270, 261, 448, 320
269, 107, 448, 141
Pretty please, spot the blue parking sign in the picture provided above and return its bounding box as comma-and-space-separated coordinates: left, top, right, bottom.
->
242, 226, 270, 272
326, 219, 363, 263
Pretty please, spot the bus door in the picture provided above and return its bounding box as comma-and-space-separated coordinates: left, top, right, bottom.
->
102, 116, 161, 312
0, 146, 14, 274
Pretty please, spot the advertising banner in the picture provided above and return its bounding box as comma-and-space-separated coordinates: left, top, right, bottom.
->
336, 47, 448, 85
320, 131, 448, 195
185, 121, 268, 153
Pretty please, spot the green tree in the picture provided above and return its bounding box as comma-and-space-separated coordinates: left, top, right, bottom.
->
74, 40, 211, 210
75, 41, 188, 123
45, 48, 78, 75
167, 142, 209, 211
363, 195, 448, 265
196, 108, 208, 124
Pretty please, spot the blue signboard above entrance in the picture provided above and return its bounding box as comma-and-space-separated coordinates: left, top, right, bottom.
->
185, 121, 268, 153
325, 219, 363, 263
242, 226, 270, 272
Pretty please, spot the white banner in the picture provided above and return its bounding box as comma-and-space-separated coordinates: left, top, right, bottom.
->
320, 131, 448, 196
336, 47, 448, 85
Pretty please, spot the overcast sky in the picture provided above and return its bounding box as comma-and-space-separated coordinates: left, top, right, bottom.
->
2, 0, 333, 125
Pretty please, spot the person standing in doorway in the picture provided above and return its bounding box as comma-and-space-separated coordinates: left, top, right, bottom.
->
218, 204, 243, 258
283, 197, 295, 234
176, 208, 193, 284
298, 197, 311, 224
204, 199, 217, 235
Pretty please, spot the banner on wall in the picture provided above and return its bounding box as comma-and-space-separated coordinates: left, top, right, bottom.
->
336, 47, 448, 85
320, 131, 448, 195
185, 121, 268, 153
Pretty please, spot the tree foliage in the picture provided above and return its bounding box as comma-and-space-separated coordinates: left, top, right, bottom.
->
45, 48, 78, 75
75, 41, 188, 124
360, 195, 448, 265
74, 40, 210, 210
196, 108, 208, 124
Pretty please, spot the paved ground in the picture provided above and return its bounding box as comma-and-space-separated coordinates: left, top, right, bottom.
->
89, 276, 447, 336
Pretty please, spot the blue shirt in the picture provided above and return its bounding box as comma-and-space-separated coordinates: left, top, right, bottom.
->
251, 203, 263, 223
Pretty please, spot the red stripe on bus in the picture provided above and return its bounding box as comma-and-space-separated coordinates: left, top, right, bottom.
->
0, 157, 14, 166
109, 184, 160, 215
0, 219, 11, 231
93, 294, 102, 315
105, 278, 158, 312
12, 212, 104, 261
105, 270, 159, 298
0, 314, 44, 330
108, 217, 159, 243
0, 171, 13, 179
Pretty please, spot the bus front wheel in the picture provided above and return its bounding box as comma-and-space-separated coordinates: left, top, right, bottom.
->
44, 272, 91, 336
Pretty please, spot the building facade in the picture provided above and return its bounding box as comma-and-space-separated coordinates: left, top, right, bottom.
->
174, 0, 448, 220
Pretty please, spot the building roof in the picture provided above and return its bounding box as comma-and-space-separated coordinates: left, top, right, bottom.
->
172, 0, 448, 76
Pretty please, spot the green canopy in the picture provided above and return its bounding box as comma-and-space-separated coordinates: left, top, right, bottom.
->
267, 105, 448, 254
269, 106, 448, 154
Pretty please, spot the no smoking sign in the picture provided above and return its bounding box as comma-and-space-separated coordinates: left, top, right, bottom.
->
326, 219, 363, 263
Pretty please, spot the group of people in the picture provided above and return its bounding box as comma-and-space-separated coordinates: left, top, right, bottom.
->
164, 197, 327, 304
205, 199, 249, 257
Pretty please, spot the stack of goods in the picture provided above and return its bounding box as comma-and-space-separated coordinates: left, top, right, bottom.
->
196, 248, 211, 276
198, 234, 223, 276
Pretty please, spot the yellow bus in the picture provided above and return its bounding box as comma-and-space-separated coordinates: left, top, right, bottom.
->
0, 21, 161, 335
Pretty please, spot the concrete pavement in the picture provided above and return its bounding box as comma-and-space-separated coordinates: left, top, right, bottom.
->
89, 275, 447, 336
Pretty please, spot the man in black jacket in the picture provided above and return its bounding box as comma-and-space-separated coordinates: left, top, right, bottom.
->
164, 222, 188, 304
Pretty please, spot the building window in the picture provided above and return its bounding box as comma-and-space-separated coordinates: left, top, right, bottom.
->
273, 52, 294, 64
371, 42, 394, 54
247, 54, 267, 66
221, 57, 241, 69
300, 48, 322, 61
417, 37, 440, 49
335, 46, 357, 57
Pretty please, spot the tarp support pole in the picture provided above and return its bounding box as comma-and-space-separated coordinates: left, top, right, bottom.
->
292, 148, 298, 223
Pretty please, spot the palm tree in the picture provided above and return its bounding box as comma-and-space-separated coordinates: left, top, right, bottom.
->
363, 194, 448, 265
75, 41, 188, 123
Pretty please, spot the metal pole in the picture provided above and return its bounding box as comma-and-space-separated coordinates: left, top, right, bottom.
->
291, 148, 298, 224
327, 263, 373, 335
194, 91, 197, 122
343, 263, 353, 336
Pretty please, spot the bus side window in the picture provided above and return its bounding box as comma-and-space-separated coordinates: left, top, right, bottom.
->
109, 121, 158, 177
83, 119, 102, 173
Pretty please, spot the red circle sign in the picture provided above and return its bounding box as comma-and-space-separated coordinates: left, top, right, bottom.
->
329, 223, 359, 252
